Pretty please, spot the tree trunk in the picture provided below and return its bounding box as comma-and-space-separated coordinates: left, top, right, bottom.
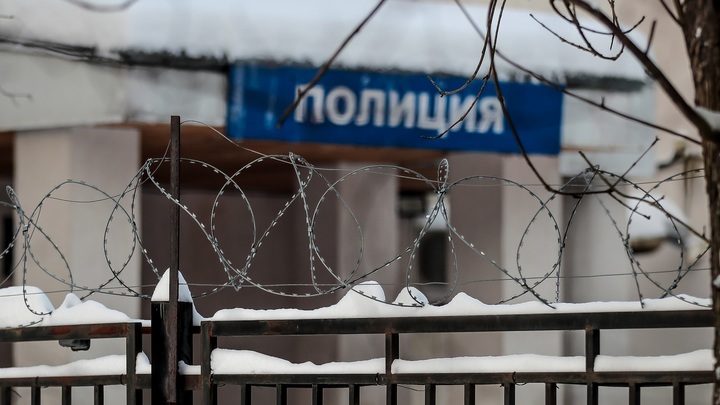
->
704, 140, 720, 405
680, 1, 720, 403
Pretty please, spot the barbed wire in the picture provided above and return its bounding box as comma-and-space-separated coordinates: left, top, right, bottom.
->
0, 264, 711, 300
0, 124, 711, 326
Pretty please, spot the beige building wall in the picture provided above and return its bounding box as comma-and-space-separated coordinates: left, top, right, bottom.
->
12, 126, 141, 405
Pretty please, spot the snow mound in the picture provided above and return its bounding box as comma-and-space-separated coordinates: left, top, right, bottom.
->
211, 282, 710, 321
212, 349, 383, 374
151, 270, 206, 326
0, 286, 53, 327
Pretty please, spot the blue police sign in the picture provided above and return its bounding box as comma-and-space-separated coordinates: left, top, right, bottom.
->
227, 64, 563, 155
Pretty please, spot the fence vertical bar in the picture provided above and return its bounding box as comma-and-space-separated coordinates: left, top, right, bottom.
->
628, 383, 640, 405
61, 386, 71, 405
586, 328, 599, 405
312, 384, 323, 405
424, 384, 436, 405
672, 382, 685, 405
503, 383, 515, 405
385, 332, 399, 405
30, 386, 40, 405
240, 384, 252, 405
276, 384, 287, 405
349, 384, 360, 405
94, 385, 104, 405
544, 383, 556, 405
464, 384, 475, 405
1, 387, 9, 405
127, 322, 142, 405
202, 322, 217, 405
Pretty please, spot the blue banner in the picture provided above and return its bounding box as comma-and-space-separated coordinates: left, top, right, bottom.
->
227, 64, 563, 155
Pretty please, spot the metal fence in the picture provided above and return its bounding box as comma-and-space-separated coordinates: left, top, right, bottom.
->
0, 323, 143, 405
0, 117, 713, 404
200, 309, 713, 405
0, 309, 713, 404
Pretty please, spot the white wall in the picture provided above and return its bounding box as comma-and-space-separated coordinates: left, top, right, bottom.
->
0, 51, 226, 132
0, 52, 126, 132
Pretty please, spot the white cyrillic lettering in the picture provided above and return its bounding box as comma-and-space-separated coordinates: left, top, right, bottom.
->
355, 89, 386, 126
448, 95, 477, 133
294, 85, 325, 124
477, 97, 504, 134
325, 86, 357, 125
417, 93, 447, 133
388, 91, 416, 128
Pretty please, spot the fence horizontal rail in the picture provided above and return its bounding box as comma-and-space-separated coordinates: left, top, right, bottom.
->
201, 309, 714, 405
0, 323, 141, 342
204, 310, 713, 336
0, 311, 713, 404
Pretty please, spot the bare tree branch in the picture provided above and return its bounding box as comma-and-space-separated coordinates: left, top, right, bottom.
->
276, 0, 388, 128
564, 0, 713, 139
453, 0, 700, 145
422, 74, 492, 140
530, 12, 643, 58
551, 0, 626, 60
658, 0, 682, 25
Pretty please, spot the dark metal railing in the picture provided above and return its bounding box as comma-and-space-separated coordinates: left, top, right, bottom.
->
0, 310, 713, 404
200, 309, 714, 405
0, 322, 143, 405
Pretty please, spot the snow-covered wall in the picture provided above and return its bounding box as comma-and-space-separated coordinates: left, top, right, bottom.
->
1, 0, 647, 81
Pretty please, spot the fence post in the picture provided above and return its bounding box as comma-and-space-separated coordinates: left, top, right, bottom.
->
127, 323, 142, 405
503, 382, 515, 405
152, 301, 193, 404
585, 328, 599, 405
464, 384, 475, 405
201, 322, 217, 405
385, 332, 398, 405
544, 383, 557, 405
349, 384, 360, 405
672, 382, 685, 405
424, 384, 436, 405
151, 116, 193, 404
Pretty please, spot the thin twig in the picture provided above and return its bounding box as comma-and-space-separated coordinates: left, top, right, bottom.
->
454, 0, 699, 145
645, 20, 657, 54
658, 0, 682, 26
276, 0, 388, 128
564, 0, 712, 139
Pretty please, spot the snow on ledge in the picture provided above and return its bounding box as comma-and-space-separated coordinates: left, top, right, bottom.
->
0, 353, 155, 378
392, 351, 712, 374
594, 349, 713, 372
209, 349, 711, 376
211, 282, 710, 321
0, 286, 53, 327
0, 287, 133, 329
212, 349, 384, 375
0, 281, 709, 329
393, 354, 585, 374
0, 355, 127, 378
